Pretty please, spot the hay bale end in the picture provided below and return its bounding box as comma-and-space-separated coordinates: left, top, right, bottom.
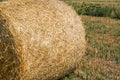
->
0, 0, 86, 80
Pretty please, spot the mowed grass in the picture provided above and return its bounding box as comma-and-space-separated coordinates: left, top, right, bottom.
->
84, 16, 120, 62
61, 16, 120, 80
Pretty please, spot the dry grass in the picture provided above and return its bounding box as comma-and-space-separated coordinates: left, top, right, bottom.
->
0, 0, 86, 80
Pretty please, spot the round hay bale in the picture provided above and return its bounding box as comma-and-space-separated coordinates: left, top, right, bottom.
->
0, 0, 86, 80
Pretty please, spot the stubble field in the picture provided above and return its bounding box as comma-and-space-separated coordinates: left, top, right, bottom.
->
61, 0, 120, 80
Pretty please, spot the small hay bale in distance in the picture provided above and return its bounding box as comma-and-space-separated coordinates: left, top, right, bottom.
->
0, 0, 86, 80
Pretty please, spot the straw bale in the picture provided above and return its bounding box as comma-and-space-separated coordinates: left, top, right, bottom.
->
0, 0, 86, 80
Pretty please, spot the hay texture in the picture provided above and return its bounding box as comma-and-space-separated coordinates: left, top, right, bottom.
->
0, 0, 86, 80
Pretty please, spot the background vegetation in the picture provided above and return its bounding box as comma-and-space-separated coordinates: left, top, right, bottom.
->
62, 0, 120, 19
61, 0, 120, 80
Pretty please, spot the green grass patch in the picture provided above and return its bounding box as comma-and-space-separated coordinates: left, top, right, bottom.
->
74, 3, 120, 19
61, 0, 120, 19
